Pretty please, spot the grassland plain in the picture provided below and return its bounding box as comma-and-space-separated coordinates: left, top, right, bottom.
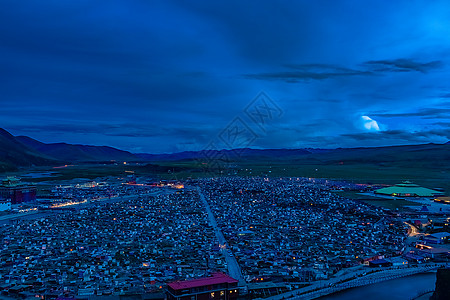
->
7, 153, 450, 199
155, 159, 450, 194
2, 143, 449, 192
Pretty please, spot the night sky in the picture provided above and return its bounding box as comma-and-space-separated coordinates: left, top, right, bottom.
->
1, 0, 450, 153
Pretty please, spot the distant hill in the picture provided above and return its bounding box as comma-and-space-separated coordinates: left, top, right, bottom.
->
298, 143, 450, 167
0, 129, 59, 172
16, 136, 139, 163
135, 148, 312, 161
0, 127, 144, 172
135, 143, 450, 177
3, 126, 450, 175
135, 143, 450, 167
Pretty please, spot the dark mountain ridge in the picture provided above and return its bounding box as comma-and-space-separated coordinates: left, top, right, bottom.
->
1, 127, 450, 172
16, 136, 139, 162
135, 148, 312, 161
0, 129, 60, 171
0, 128, 140, 171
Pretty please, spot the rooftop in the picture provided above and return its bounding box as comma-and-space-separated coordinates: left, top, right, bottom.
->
417, 247, 449, 254
375, 181, 444, 197
429, 232, 450, 239
1, 176, 22, 187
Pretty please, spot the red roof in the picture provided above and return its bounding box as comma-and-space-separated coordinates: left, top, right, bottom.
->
167, 273, 238, 290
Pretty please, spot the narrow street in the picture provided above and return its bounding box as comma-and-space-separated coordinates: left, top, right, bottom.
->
197, 187, 245, 285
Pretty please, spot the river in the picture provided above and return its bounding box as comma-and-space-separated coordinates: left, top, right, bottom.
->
319, 272, 436, 300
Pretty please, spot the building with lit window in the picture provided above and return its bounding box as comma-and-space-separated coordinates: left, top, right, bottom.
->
0, 177, 36, 204
166, 273, 239, 300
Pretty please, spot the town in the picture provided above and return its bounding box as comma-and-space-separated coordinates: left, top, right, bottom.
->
0, 175, 449, 299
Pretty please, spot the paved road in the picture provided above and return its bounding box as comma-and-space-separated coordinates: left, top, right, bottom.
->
197, 187, 244, 285
0, 193, 149, 224
266, 263, 446, 300
0, 210, 41, 221
0, 211, 55, 225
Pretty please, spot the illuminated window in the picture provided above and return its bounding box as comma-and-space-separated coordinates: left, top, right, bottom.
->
220, 291, 224, 296
210, 292, 215, 298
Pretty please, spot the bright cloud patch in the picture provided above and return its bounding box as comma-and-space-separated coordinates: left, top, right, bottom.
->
361, 116, 380, 131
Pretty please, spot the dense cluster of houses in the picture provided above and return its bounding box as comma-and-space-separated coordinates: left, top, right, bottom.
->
198, 177, 407, 282
0, 189, 224, 298
0, 175, 448, 299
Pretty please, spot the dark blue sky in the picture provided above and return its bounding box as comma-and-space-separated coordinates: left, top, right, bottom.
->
1, 0, 450, 153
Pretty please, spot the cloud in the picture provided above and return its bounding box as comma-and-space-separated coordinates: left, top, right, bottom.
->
432, 122, 450, 127
1, 1, 450, 152
245, 63, 372, 82
372, 108, 450, 119
341, 129, 450, 145
361, 116, 380, 131
364, 59, 443, 73
246, 58, 444, 83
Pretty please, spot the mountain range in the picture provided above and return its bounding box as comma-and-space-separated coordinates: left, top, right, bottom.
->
1, 127, 450, 172
0, 128, 58, 172
16, 136, 139, 163
0, 128, 139, 171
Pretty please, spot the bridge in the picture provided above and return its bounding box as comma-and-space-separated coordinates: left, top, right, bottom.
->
266, 264, 446, 300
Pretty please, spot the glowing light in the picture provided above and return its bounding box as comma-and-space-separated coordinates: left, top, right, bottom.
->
361, 115, 380, 131
51, 200, 87, 208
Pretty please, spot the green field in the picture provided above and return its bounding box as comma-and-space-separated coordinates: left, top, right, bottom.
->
335, 191, 423, 210
155, 159, 450, 196
3, 156, 450, 197
359, 198, 422, 210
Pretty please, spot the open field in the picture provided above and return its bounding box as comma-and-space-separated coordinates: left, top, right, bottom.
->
1, 143, 449, 197
3, 156, 450, 197
155, 159, 450, 196
359, 199, 423, 211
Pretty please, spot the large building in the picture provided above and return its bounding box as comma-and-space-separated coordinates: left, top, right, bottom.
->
374, 181, 444, 197
167, 273, 239, 300
0, 198, 11, 211
0, 177, 36, 205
